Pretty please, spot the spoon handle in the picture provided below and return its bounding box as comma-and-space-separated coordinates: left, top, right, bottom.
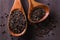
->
28, 0, 43, 8
11, 0, 22, 12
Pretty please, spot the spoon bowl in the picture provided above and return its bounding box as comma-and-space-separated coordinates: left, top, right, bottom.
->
28, 0, 50, 23
8, 0, 27, 37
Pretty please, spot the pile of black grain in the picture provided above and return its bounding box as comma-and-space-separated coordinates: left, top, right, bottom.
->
9, 9, 27, 34
30, 7, 45, 22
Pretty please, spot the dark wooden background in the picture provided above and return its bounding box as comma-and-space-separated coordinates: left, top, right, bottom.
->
0, 0, 60, 40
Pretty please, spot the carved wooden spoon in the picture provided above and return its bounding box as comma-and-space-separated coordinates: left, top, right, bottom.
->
28, 0, 50, 23
8, 0, 27, 37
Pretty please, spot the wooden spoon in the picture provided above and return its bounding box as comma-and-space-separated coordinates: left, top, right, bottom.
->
8, 0, 27, 37
28, 0, 50, 23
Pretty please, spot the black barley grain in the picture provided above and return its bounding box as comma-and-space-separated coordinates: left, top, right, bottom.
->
1, 16, 4, 19
2, 31, 6, 34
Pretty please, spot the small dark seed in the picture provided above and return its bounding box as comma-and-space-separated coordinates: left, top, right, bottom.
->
0, 16, 4, 19
47, 3, 50, 5
52, 33, 55, 35
2, 31, 6, 34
